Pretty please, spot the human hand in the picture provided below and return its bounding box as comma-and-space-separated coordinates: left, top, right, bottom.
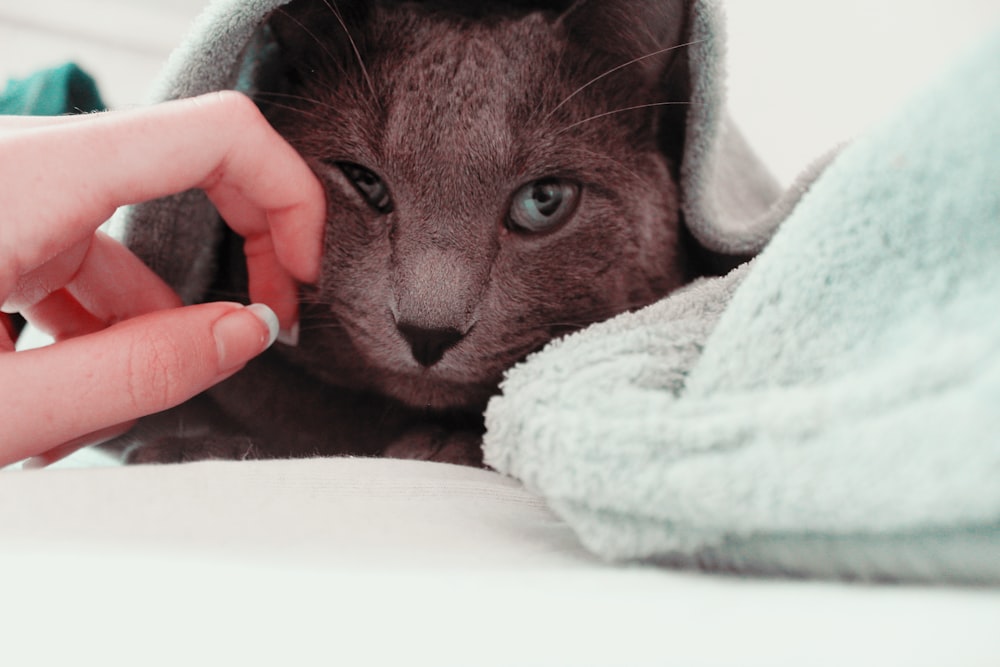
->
0, 92, 326, 467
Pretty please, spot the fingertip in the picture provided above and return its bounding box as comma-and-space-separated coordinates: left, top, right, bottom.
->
212, 303, 279, 373
304, 181, 327, 282
277, 320, 300, 347
269, 200, 326, 285
246, 258, 301, 334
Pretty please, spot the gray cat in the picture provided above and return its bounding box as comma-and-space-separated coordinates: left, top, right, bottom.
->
123, 0, 709, 466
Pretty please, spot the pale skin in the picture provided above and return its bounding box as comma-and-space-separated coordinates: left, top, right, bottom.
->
0, 91, 326, 467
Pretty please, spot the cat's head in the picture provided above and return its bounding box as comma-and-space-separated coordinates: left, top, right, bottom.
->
254, 0, 692, 411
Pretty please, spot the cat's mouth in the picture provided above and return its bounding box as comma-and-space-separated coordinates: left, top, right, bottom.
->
375, 335, 565, 412
292, 301, 548, 411
379, 366, 499, 411
357, 331, 529, 411
290, 331, 499, 412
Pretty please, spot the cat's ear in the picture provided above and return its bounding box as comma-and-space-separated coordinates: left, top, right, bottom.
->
557, 0, 688, 70
265, 0, 370, 82
558, 0, 692, 163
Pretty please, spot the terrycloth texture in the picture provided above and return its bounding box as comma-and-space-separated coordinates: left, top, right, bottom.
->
484, 35, 1000, 584
0, 62, 105, 116
122, 0, 789, 302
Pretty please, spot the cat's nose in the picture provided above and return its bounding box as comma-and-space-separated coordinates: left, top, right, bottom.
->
397, 323, 465, 367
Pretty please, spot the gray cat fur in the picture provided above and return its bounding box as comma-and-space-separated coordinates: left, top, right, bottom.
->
123, 0, 789, 302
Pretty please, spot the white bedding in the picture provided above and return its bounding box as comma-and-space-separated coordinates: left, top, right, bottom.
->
3, 458, 998, 666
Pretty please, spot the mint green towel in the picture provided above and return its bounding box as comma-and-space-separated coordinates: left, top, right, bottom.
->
484, 34, 1000, 584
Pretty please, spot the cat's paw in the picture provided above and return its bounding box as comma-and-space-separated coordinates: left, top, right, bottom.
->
382, 427, 484, 467
123, 436, 258, 465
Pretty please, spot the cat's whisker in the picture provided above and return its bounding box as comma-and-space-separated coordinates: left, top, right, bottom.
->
298, 303, 336, 313
542, 39, 703, 122
274, 8, 348, 78
256, 99, 329, 123
296, 293, 332, 304
297, 306, 337, 316
317, 0, 381, 111
203, 289, 250, 301
298, 323, 345, 334
537, 302, 663, 333
325, 299, 369, 319
556, 101, 692, 134
569, 146, 644, 184
272, 6, 376, 119
479, 302, 672, 365
296, 303, 337, 315
482, 336, 554, 363
297, 321, 336, 329
255, 90, 341, 113
529, 40, 569, 120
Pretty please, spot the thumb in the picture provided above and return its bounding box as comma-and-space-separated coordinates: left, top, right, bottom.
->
0, 302, 278, 466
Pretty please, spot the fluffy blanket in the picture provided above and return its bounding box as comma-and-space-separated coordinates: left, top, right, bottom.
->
485, 34, 1000, 584
119, 0, 998, 583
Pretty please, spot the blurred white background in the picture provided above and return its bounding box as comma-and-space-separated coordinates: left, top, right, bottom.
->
2, 0, 999, 182
726, 0, 1000, 182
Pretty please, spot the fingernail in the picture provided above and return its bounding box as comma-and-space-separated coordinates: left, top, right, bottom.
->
278, 320, 300, 347
246, 303, 280, 347
213, 304, 279, 372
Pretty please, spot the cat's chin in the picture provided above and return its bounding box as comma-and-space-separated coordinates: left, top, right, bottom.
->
374, 369, 498, 412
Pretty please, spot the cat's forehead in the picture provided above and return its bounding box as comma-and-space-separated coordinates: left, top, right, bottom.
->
290, 3, 658, 187
372, 7, 562, 90
372, 9, 562, 143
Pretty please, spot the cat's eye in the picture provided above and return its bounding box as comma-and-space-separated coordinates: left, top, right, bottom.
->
507, 178, 580, 233
337, 162, 393, 214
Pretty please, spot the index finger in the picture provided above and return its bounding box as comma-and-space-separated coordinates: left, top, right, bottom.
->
0, 91, 326, 304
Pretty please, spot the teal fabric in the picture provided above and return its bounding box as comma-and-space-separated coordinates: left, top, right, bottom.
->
0, 62, 105, 116
484, 34, 1000, 584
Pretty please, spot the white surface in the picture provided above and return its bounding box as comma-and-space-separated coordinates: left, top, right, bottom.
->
5, 551, 999, 667
726, 0, 1000, 183
2, 458, 998, 667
